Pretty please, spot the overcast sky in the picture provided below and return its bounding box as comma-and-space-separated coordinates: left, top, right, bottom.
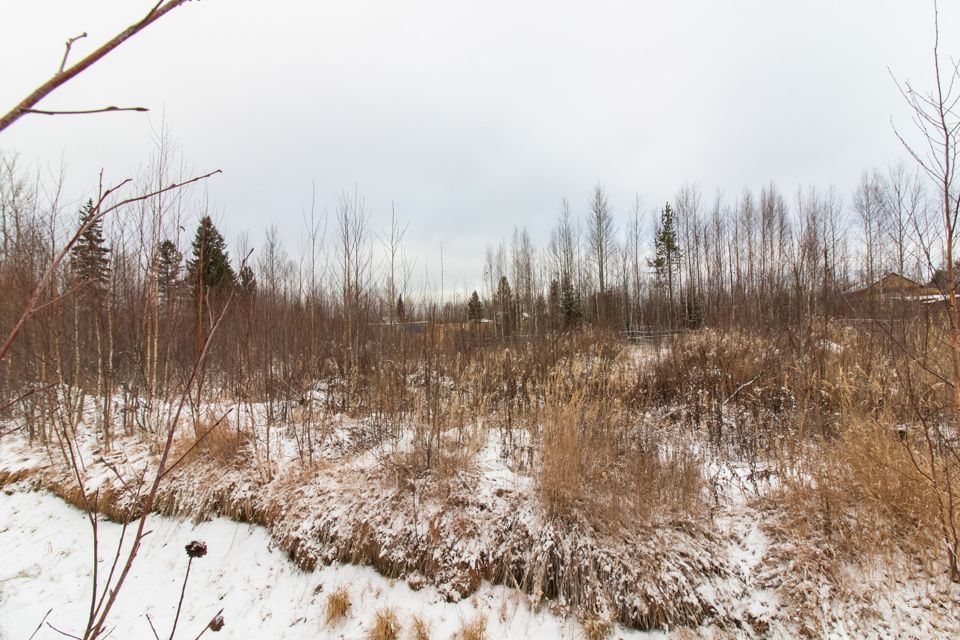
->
2, 1, 958, 294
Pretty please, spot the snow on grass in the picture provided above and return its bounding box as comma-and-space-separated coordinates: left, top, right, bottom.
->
0, 489, 662, 640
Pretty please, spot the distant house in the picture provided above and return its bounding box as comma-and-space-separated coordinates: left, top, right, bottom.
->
855, 272, 923, 295
849, 272, 950, 305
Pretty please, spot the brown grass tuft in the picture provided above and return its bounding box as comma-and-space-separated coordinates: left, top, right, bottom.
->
324, 587, 351, 626
538, 373, 704, 527
581, 618, 612, 640
408, 614, 430, 640
368, 607, 401, 640
171, 414, 244, 465
457, 615, 486, 640
0, 467, 34, 486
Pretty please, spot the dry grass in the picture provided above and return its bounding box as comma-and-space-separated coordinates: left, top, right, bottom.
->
538, 373, 705, 526
581, 618, 612, 640
755, 320, 960, 575
324, 587, 351, 626
55, 478, 140, 523
0, 466, 35, 487
170, 414, 244, 465
14, 322, 960, 635
456, 615, 486, 640
772, 418, 959, 566
368, 607, 401, 640
408, 614, 430, 640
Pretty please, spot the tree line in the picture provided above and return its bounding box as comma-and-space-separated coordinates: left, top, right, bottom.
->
472, 167, 937, 338
0, 150, 950, 424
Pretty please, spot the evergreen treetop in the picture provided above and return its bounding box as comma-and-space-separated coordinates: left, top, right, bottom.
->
467, 290, 484, 322
70, 199, 111, 296
157, 239, 182, 303
651, 202, 681, 280
186, 216, 235, 292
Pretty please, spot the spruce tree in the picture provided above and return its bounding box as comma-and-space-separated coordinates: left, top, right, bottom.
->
560, 274, 580, 327
70, 199, 111, 297
495, 276, 515, 335
467, 290, 484, 322
651, 202, 682, 326
238, 264, 256, 294
396, 294, 406, 322
157, 239, 182, 303
547, 280, 562, 329
652, 203, 681, 284
186, 216, 235, 293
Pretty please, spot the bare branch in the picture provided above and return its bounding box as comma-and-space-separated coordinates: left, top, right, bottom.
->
23, 106, 149, 117
28, 609, 53, 640
145, 615, 161, 640
46, 622, 82, 640
0, 0, 194, 134
0, 382, 57, 416
192, 609, 224, 640
59, 33, 88, 73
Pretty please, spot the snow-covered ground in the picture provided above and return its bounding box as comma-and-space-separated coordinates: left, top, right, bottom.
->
0, 490, 658, 640
4, 346, 960, 639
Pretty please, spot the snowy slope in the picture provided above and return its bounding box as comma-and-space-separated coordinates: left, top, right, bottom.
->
0, 490, 659, 640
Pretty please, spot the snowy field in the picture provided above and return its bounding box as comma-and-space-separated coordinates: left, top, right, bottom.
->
2, 341, 960, 638
0, 490, 656, 640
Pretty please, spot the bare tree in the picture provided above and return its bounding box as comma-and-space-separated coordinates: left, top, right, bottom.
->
587, 183, 614, 323
854, 170, 887, 293
511, 227, 534, 330
626, 195, 645, 329
335, 187, 373, 386
381, 203, 408, 324
893, 0, 960, 439
549, 199, 581, 328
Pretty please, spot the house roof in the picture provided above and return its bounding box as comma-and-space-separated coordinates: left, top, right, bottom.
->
871, 272, 922, 292
848, 272, 921, 295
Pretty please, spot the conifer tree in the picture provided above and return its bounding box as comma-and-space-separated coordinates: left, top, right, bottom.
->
238, 264, 256, 294
395, 294, 406, 322
186, 216, 235, 293
495, 276, 515, 335
467, 290, 484, 322
547, 279, 561, 321
651, 202, 682, 327
157, 239, 182, 304
70, 199, 111, 298
560, 273, 581, 327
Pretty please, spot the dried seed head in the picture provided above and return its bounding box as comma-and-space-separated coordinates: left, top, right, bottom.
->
208, 613, 225, 632
185, 540, 208, 558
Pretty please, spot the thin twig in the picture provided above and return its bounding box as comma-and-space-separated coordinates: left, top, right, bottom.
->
0, 169, 221, 366
191, 609, 223, 640
0, 0, 194, 134
47, 621, 82, 639
0, 382, 57, 415
146, 613, 161, 640
24, 106, 149, 116
85, 280, 240, 639
59, 33, 88, 73
28, 609, 53, 640
159, 409, 234, 481
168, 557, 193, 640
